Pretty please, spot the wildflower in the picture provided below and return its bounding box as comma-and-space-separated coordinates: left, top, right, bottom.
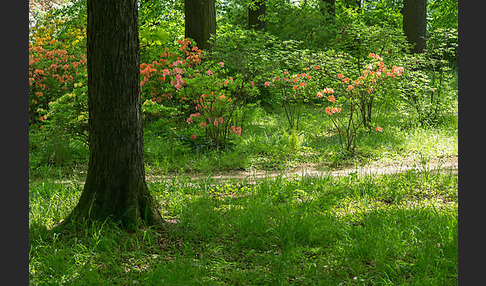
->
323, 88, 334, 94
224, 80, 229, 86
293, 85, 299, 90
342, 77, 350, 83
206, 70, 213, 76
219, 61, 224, 67
348, 85, 353, 91
314, 65, 321, 70
213, 120, 219, 126
375, 126, 383, 132
327, 95, 335, 103
190, 134, 197, 140
337, 73, 344, 79
218, 116, 223, 123
317, 92, 323, 98
187, 117, 193, 124
299, 82, 307, 87
200, 122, 207, 127
284, 71, 289, 75
264, 81, 271, 87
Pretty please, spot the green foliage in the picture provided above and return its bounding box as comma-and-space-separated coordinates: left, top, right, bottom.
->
44, 83, 89, 146
428, 0, 458, 32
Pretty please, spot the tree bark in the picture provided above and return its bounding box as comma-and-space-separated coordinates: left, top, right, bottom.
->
402, 0, 427, 53
248, 0, 266, 30
184, 0, 216, 50
59, 0, 165, 231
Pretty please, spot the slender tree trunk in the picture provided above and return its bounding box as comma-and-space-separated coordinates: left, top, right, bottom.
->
248, 0, 266, 30
402, 0, 427, 53
59, 0, 165, 231
185, 0, 216, 50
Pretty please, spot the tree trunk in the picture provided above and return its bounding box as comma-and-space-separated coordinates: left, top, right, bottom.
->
59, 0, 165, 231
402, 0, 427, 53
185, 0, 216, 50
248, 0, 266, 30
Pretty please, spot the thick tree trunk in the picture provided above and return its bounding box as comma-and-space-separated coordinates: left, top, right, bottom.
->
402, 0, 427, 53
184, 0, 216, 50
248, 0, 266, 30
60, 0, 165, 231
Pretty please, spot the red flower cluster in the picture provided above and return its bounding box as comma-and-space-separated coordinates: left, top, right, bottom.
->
230, 126, 242, 136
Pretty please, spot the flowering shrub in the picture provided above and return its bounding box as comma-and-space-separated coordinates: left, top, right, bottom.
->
316, 53, 403, 153
265, 70, 314, 130
29, 12, 87, 126
140, 39, 258, 150
185, 92, 243, 149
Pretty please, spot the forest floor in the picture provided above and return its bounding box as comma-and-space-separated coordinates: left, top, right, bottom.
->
148, 154, 458, 185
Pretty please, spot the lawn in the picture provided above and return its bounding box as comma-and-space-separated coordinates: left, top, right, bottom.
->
29, 168, 457, 285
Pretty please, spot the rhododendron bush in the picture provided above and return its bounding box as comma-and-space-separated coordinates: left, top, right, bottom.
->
315, 53, 403, 153
139, 38, 258, 149
264, 70, 314, 131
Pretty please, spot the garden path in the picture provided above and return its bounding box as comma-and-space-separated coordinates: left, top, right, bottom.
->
149, 155, 458, 185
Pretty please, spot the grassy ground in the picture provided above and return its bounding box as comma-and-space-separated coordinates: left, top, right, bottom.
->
29, 169, 457, 285
137, 103, 458, 176
29, 98, 458, 285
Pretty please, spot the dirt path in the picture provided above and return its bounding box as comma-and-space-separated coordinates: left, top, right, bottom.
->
148, 155, 458, 185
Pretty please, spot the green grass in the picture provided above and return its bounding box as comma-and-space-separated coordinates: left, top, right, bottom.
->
29, 100, 458, 177
29, 93, 458, 285
30, 169, 458, 285
139, 103, 458, 174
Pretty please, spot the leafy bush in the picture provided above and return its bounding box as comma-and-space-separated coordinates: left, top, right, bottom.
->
314, 53, 404, 153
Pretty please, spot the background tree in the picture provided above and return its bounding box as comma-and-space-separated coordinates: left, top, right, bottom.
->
59, 0, 165, 231
184, 0, 216, 50
402, 0, 427, 53
248, 0, 266, 30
